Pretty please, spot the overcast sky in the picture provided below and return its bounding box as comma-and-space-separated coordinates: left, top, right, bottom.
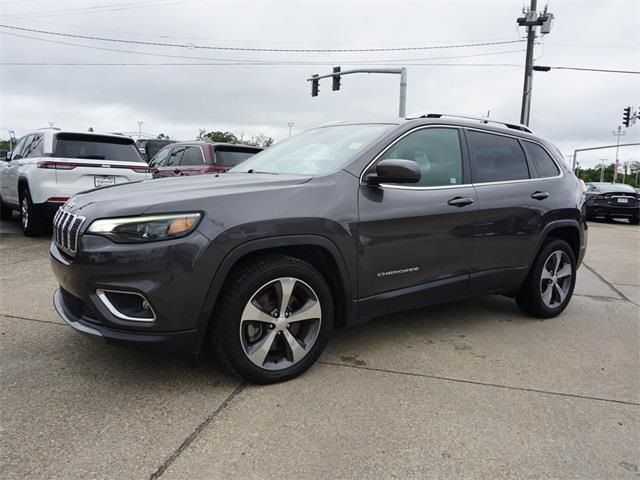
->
0, 0, 638, 168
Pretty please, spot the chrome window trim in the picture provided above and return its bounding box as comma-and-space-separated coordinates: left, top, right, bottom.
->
359, 124, 466, 189
96, 289, 157, 323
359, 124, 564, 192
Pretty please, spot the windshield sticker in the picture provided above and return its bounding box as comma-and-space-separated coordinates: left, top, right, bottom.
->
348, 142, 363, 149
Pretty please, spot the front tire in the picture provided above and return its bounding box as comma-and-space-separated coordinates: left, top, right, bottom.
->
210, 254, 334, 384
516, 239, 576, 318
20, 188, 48, 236
630, 216, 639, 226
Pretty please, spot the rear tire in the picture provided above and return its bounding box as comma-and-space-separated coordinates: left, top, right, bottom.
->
20, 188, 48, 236
516, 239, 576, 318
209, 254, 334, 384
0, 196, 12, 220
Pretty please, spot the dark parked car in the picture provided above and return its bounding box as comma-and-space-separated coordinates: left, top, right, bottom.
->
50, 114, 587, 384
585, 182, 639, 224
136, 139, 177, 163
148, 141, 262, 178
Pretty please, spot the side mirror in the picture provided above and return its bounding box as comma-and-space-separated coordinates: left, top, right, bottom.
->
5, 151, 12, 161
364, 159, 421, 185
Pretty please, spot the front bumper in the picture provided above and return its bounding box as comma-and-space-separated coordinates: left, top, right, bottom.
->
49, 230, 223, 355
53, 288, 201, 352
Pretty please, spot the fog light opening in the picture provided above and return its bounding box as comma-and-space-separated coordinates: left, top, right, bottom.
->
96, 289, 156, 322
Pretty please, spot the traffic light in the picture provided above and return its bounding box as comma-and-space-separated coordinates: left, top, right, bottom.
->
311, 74, 319, 97
623, 106, 631, 127
332, 66, 341, 91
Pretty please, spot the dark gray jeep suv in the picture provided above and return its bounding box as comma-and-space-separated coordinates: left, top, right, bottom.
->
50, 114, 587, 384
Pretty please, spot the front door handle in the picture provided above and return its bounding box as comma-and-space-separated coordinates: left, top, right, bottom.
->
531, 191, 550, 200
447, 196, 474, 207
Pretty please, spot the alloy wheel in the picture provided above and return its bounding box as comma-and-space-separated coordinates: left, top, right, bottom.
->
21, 196, 29, 230
239, 277, 322, 371
539, 250, 573, 308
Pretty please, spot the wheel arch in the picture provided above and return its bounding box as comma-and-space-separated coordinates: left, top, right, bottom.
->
195, 235, 355, 352
537, 219, 584, 267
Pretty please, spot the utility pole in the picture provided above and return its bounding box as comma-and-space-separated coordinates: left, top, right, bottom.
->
137, 121, 144, 140
308, 67, 408, 118
612, 126, 625, 183
287, 122, 294, 138
600, 159, 606, 182
517, 2, 554, 126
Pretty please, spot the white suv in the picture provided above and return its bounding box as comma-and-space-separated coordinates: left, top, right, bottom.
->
0, 128, 151, 235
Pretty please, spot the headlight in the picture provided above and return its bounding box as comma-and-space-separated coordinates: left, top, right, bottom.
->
87, 213, 202, 243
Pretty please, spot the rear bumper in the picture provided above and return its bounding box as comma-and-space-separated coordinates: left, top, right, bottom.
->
53, 288, 201, 353
587, 204, 639, 218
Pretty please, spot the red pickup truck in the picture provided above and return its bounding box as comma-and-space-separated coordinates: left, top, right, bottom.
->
148, 141, 262, 178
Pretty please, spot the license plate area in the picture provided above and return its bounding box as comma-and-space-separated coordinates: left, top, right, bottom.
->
617, 198, 629, 204
94, 175, 116, 187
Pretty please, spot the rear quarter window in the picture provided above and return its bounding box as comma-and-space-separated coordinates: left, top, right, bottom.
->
54, 133, 143, 162
522, 141, 559, 178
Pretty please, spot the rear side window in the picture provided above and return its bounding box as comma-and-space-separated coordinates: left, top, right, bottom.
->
181, 146, 204, 166
215, 148, 259, 166
522, 141, 559, 178
25, 134, 44, 158
54, 133, 143, 162
380, 127, 463, 187
468, 131, 529, 183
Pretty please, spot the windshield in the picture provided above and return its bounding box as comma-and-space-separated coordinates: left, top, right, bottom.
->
230, 124, 392, 175
54, 133, 144, 162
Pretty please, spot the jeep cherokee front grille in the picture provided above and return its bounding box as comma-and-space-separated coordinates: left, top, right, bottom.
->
53, 209, 86, 256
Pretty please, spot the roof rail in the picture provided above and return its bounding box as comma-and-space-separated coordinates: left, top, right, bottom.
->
407, 112, 533, 134
37, 126, 61, 131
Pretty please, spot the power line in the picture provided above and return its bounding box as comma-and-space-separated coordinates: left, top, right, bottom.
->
0, 24, 526, 53
0, 62, 524, 68
548, 66, 640, 75
0, 0, 188, 20
0, 30, 525, 65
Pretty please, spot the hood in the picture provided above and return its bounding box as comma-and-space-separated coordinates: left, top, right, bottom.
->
64, 173, 312, 217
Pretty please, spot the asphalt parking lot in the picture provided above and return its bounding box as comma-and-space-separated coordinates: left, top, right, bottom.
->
1, 216, 639, 479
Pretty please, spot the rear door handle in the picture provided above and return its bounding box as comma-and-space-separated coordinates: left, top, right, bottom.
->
447, 196, 474, 207
531, 191, 550, 200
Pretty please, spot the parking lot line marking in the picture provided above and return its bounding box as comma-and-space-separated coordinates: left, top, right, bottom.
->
582, 262, 639, 308
149, 381, 247, 480
318, 361, 640, 407
1, 313, 65, 327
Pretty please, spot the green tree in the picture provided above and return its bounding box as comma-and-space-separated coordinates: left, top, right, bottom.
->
197, 130, 239, 143
196, 129, 273, 147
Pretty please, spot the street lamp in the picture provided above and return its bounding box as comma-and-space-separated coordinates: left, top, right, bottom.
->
137, 121, 144, 140
287, 122, 294, 138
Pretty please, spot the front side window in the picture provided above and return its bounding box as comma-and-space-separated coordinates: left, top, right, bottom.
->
380, 128, 463, 187
150, 148, 170, 167
181, 146, 204, 166
167, 147, 185, 166
522, 140, 559, 178
11, 135, 30, 159
54, 133, 143, 162
230, 124, 392, 175
468, 130, 529, 183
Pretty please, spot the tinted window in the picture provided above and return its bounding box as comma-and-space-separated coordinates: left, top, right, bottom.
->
25, 134, 44, 158
181, 146, 204, 166
54, 133, 143, 162
468, 131, 529, 182
522, 141, 559, 178
150, 148, 170, 167
215, 148, 259, 166
167, 146, 185, 166
380, 128, 463, 187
